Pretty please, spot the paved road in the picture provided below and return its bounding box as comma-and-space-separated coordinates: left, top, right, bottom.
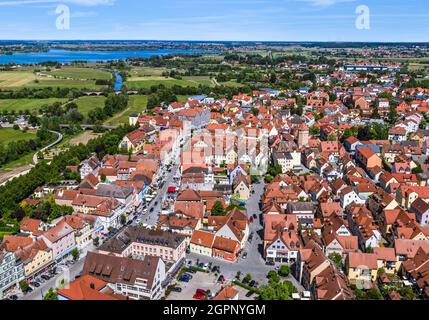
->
135, 161, 181, 226
32, 130, 63, 165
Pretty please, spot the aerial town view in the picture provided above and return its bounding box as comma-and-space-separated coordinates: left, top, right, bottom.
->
0, 0, 428, 311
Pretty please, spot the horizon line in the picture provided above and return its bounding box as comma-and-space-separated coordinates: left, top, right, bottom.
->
1, 39, 429, 44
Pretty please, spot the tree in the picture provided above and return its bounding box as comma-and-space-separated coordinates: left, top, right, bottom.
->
19, 280, 29, 292
43, 288, 59, 300
267, 270, 280, 284
120, 214, 127, 225
278, 265, 291, 277
244, 273, 252, 283
259, 280, 297, 300
100, 173, 107, 183
211, 201, 226, 216
309, 125, 320, 135
71, 248, 79, 261
328, 252, 343, 270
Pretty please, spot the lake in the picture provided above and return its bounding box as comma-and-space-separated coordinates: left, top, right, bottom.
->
0, 48, 219, 64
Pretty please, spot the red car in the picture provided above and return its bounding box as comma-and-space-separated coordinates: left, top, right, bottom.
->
196, 289, 207, 295
193, 293, 205, 300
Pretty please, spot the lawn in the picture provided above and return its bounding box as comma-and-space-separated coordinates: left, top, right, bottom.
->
105, 95, 147, 125
44, 67, 112, 80
0, 71, 35, 88
74, 96, 107, 117
129, 67, 171, 77
126, 78, 200, 89
0, 128, 37, 145
0, 98, 68, 113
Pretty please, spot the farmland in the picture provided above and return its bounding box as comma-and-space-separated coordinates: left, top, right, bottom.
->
0, 98, 68, 113
0, 71, 35, 87
0, 67, 112, 90
44, 67, 112, 80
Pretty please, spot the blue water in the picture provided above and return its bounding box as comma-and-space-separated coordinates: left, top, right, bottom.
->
0, 48, 219, 64
114, 72, 122, 92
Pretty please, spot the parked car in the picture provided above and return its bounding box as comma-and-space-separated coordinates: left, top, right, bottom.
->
33, 282, 40, 288
196, 289, 207, 295
172, 287, 182, 293
249, 280, 256, 287
245, 291, 254, 298
179, 275, 190, 282
242, 252, 248, 259
9, 295, 18, 300
193, 293, 205, 300
41, 275, 50, 281
265, 261, 275, 266
187, 268, 196, 274
202, 263, 209, 271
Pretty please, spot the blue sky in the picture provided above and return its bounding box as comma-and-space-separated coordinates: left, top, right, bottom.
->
0, 0, 427, 41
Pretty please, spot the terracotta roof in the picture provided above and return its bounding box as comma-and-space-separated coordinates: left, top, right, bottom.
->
347, 252, 378, 269
57, 275, 124, 300
213, 285, 239, 300
190, 230, 215, 248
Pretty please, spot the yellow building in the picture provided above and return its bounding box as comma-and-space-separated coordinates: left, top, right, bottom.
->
16, 239, 54, 279
346, 252, 378, 287
190, 230, 215, 257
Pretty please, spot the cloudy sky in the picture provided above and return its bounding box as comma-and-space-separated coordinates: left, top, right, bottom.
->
0, 0, 427, 41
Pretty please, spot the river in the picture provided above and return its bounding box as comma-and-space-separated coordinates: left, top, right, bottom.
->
114, 72, 123, 92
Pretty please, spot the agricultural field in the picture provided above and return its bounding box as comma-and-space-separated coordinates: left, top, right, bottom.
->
0, 127, 37, 144
0, 67, 111, 90
126, 66, 214, 89
0, 98, 67, 113
25, 78, 106, 90
129, 67, 170, 77
43, 67, 112, 80
74, 96, 107, 117
105, 95, 147, 125
126, 78, 199, 89
0, 71, 36, 87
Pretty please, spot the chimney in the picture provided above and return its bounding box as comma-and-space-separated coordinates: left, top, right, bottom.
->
90, 283, 95, 289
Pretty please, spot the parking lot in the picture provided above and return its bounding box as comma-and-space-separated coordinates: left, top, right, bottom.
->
167, 271, 221, 300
